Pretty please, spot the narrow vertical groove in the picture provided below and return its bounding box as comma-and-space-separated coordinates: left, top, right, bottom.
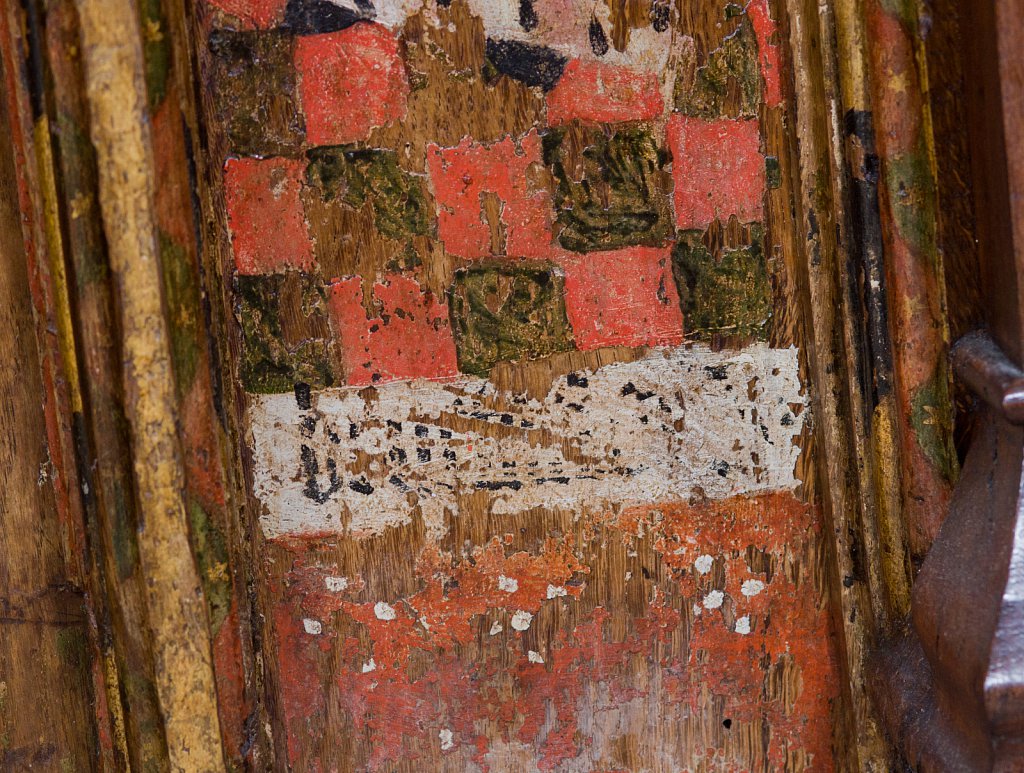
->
782, 0, 893, 768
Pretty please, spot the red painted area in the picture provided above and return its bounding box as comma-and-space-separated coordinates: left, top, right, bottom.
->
545, 60, 664, 125
213, 601, 250, 761
615, 492, 838, 771
295, 24, 409, 146
206, 0, 284, 28
224, 157, 314, 275
558, 246, 684, 349
273, 600, 328, 768
748, 0, 783, 107
426, 130, 558, 260
270, 493, 837, 771
668, 116, 765, 230
328, 274, 459, 385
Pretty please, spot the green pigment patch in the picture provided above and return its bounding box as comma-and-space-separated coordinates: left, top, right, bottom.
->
449, 263, 574, 376
137, 0, 171, 108
675, 14, 761, 118
187, 500, 232, 634
306, 146, 432, 241
237, 272, 337, 393
209, 30, 305, 156
671, 226, 772, 340
159, 232, 202, 398
910, 365, 959, 483
885, 147, 938, 263
543, 123, 672, 253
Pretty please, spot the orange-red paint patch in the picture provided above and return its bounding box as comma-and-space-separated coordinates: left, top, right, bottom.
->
668, 116, 765, 230
295, 24, 409, 146
558, 245, 684, 349
224, 156, 315, 275
269, 492, 838, 771
329, 274, 459, 385
426, 130, 557, 260
546, 60, 664, 125
748, 0, 783, 108
207, 0, 284, 29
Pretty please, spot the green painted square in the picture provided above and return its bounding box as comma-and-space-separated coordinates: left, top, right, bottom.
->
674, 14, 761, 118
543, 124, 673, 253
237, 272, 336, 393
448, 263, 574, 376
305, 146, 432, 241
671, 226, 772, 340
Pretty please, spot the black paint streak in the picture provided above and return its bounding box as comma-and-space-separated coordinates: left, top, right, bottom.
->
348, 477, 374, 495
844, 109, 894, 406
650, 0, 670, 32
283, 0, 373, 35
475, 480, 524, 491
301, 444, 342, 504
485, 38, 568, 91
567, 372, 589, 388
588, 16, 609, 56
294, 382, 312, 410
519, 0, 539, 31
704, 365, 729, 381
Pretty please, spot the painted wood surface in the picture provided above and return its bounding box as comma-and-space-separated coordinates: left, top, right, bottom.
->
188, 0, 848, 769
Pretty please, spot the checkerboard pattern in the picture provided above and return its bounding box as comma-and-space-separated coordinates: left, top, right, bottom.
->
211, 0, 780, 392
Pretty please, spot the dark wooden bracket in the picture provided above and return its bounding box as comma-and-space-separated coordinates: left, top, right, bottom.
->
952, 331, 1024, 425
871, 328, 1024, 771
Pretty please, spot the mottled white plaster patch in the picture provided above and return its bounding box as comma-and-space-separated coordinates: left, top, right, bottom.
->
511, 610, 533, 631
741, 579, 765, 597
249, 344, 807, 539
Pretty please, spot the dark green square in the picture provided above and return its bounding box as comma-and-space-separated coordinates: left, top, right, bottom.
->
237, 272, 336, 393
305, 146, 432, 241
671, 226, 772, 340
542, 123, 673, 253
448, 263, 574, 376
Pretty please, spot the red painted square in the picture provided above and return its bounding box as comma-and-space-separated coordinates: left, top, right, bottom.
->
668, 116, 765, 230
559, 246, 684, 350
748, 0, 783, 107
295, 24, 409, 146
426, 130, 558, 260
329, 274, 459, 385
546, 60, 663, 125
224, 157, 315, 275
207, 0, 284, 28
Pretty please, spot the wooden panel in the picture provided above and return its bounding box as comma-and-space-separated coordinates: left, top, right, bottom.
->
183, 0, 852, 769
0, 42, 98, 769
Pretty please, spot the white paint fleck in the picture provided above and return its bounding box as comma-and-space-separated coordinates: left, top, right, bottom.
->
735, 616, 752, 635
250, 345, 807, 539
498, 575, 519, 593
361, 658, 377, 673
439, 728, 454, 751
527, 650, 544, 664
694, 555, 715, 575
419, 616, 431, 631
302, 618, 322, 635
546, 584, 567, 599
510, 610, 533, 631
692, 603, 703, 616
324, 576, 348, 592
703, 590, 725, 610
489, 620, 503, 636
625, 571, 633, 582
741, 579, 766, 597
374, 601, 396, 621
